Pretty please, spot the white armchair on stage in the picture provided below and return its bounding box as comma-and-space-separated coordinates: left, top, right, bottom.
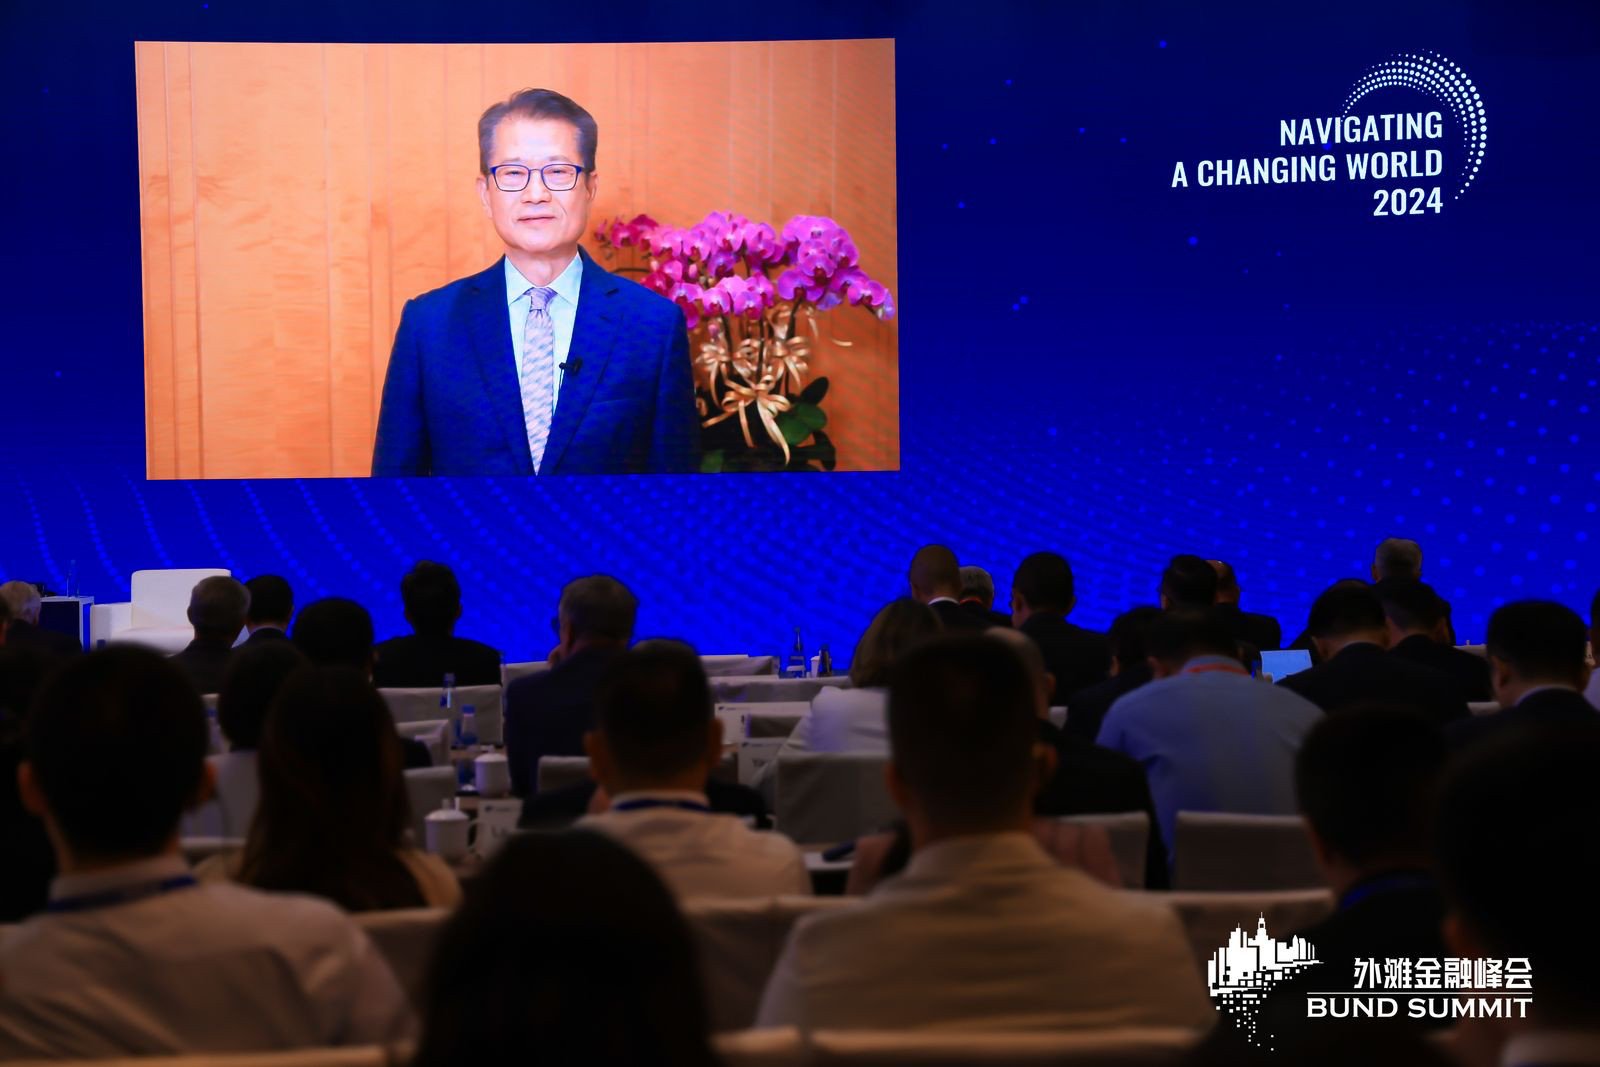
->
89, 568, 229, 654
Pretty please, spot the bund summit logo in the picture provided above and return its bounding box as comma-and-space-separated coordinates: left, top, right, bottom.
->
1206, 915, 1320, 1049
1170, 50, 1488, 217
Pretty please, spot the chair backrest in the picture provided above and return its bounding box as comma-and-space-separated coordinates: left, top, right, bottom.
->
1455, 644, 1487, 659
355, 907, 451, 1008
775, 752, 897, 845
501, 660, 550, 687
129, 568, 230, 629
537, 754, 593, 794
685, 896, 857, 1031
1052, 812, 1149, 889
704, 654, 780, 677
807, 1027, 1201, 1066
1150, 888, 1336, 970
716, 702, 812, 740
714, 1026, 806, 1067
184, 752, 261, 838
396, 719, 451, 767
12, 1047, 395, 1067
402, 767, 458, 846
380, 684, 503, 744
1468, 701, 1500, 717
179, 836, 245, 864
739, 738, 788, 787
713, 675, 852, 704
1172, 812, 1322, 891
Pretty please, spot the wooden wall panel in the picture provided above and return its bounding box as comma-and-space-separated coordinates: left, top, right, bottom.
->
138, 40, 898, 477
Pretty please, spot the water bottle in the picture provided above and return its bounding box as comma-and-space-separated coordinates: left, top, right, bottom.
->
441, 672, 457, 715
785, 627, 807, 679
456, 706, 479, 788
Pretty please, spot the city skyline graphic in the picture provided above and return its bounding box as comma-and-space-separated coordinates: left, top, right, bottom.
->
1207, 914, 1322, 1049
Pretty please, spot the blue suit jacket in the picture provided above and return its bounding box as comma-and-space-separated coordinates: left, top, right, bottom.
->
371, 248, 699, 476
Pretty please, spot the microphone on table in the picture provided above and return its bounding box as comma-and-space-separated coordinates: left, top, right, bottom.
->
559, 357, 583, 375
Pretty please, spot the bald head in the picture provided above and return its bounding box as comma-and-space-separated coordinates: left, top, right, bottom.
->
908, 545, 962, 603
1208, 560, 1239, 605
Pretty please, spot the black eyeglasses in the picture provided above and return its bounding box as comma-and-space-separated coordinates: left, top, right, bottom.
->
489, 163, 586, 193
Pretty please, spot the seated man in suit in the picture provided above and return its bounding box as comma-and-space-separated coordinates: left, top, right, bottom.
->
373, 562, 501, 688
1010, 551, 1110, 697
1377, 578, 1491, 702
0, 647, 413, 1057
170, 576, 249, 696
1208, 558, 1284, 655
1372, 536, 1424, 582
1158, 553, 1218, 611
1435, 721, 1600, 1067
576, 641, 808, 899
1278, 582, 1467, 726
242, 575, 293, 645
0, 580, 81, 658
907, 545, 989, 631
1450, 600, 1595, 749
756, 634, 1212, 1031
1063, 605, 1162, 745
957, 565, 1011, 628
1096, 609, 1322, 870
504, 575, 635, 797
371, 88, 698, 476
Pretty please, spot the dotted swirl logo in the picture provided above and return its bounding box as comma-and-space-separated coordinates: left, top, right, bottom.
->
1343, 51, 1487, 199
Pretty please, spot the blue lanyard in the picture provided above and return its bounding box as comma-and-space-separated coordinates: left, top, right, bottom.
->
1339, 872, 1435, 911
612, 798, 712, 814
48, 875, 198, 914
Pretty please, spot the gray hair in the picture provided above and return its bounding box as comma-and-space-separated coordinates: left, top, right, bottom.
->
558, 575, 636, 644
189, 576, 250, 636
0, 580, 42, 623
477, 88, 598, 175
958, 565, 995, 606
1373, 538, 1423, 581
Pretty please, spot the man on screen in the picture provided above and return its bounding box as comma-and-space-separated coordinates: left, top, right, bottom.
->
371, 89, 698, 476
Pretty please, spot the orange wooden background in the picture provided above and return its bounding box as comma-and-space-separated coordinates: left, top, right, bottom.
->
136, 40, 899, 478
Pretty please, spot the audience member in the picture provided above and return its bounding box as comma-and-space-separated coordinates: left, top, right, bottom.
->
578, 641, 808, 899
242, 574, 293, 645
1011, 551, 1111, 696
1158, 554, 1219, 611
756, 634, 1213, 1031
0, 580, 81, 657
908, 544, 989, 631
1587, 586, 1600, 710
184, 641, 305, 838
0, 647, 413, 1057
505, 575, 636, 797
1377, 578, 1491, 702
1063, 605, 1162, 743
958, 564, 1011, 627
1450, 600, 1596, 749
1209, 559, 1284, 653
170, 575, 249, 694
0, 645, 56, 921
1372, 537, 1423, 581
412, 831, 720, 1067
1435, 721, 1600, 1067
373, 561, 501, 688
1240, 705, 1452, 1048
1096, 609, 1322, 867
290, 596, 431, 768
208, 664, 460, 911
1279, 582, 1467, 725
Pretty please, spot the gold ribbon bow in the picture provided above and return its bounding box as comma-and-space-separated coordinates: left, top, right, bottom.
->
703, 369, 794, 464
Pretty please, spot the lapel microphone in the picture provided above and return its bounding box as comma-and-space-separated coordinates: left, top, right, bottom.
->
559, 357, 583, 375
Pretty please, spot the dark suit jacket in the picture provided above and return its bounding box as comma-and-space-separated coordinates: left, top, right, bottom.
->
503, 647, 619, 797
1278, 642, 1467, 726
371, 249, 699, 476
242, 626, 290, 646
1449, 686, 1598, 749
1020, 613, 1112, 698
5, 619, 82, 658
1389, 634, 1492, 703
959, 600, 1012, 628
1065, 665, 1153, 744
373, 633, 502, 689
1216, 604, 1283, 656
930, 599, 992, 632
520, 777, 770, 830
1035, 719, 1168, 889
170, 639, 235, 696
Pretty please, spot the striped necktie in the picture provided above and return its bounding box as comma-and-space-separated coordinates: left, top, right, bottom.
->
521, 286, 558, 473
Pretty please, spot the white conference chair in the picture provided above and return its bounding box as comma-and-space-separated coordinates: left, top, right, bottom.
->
380, 684, 503, 745
403, 767, 458, 846
1151, 888, 1336, 970
1468, 701, 1500, 717
89, 568, 230, 653
356, 907, 450, 1008
807, 1027, 1201, 1065
1053, 812, 1150, 889
703, 654, 780, 677
712, 675, 852, 704
179, 836, 245, 865
537, 755, 592, 794
396, 719, 451, 768
501, 660, 550, 687
1171, 812, 1322, 891
685, 895, 856, 1031
774, 752, 897, 845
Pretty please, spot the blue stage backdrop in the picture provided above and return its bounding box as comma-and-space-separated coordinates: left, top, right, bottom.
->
1, 0, 1595, 662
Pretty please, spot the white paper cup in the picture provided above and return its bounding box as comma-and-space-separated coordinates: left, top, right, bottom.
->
474, 753, 511, 798
424, 806, 471, 862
